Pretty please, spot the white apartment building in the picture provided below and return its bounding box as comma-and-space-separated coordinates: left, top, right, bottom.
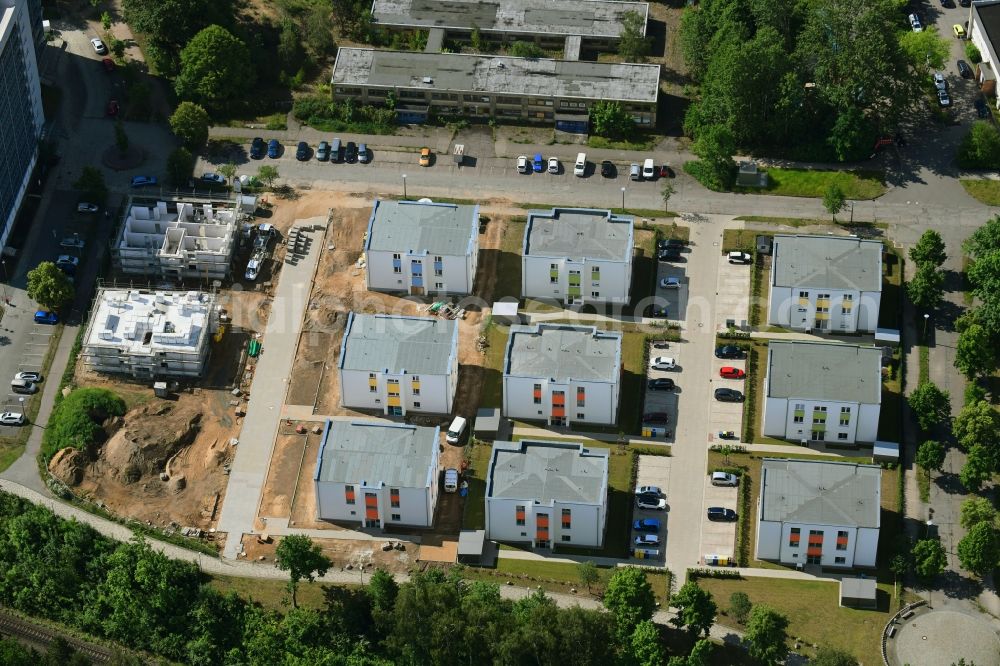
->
971, 1, 1000, 108
762, 341, 882, 444
111, 198, 240, 280
81, 289, 218, 378
314, 420, 440, 529
486, 439, 609, 549
364, 199, 479, 295
756, 458, 881, 568
521, 208, 633, 305
767, 235, 883, 333
503, 324, 622, 426
338, 312, 458, 416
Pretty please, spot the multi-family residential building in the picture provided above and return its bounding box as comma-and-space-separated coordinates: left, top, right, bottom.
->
331, 48, 660, 131
503, 323, 622, 426
314, 420, 440, 529
971, 0, 1000, 105
111, 198, 240, 280
486, 439, 609, 548
81, 289, 218, 378
767, 235, 883, 333
338, 312, 459, 416
761, 341, 882, 444
363, 199, 479, 296
521, 208, 633, 305
756, 458, 881, 568
0, 0, 44, 252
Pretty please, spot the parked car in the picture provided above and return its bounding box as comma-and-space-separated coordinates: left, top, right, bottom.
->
714, 387, 744, 402
961, 0, 971, 6
958, 59, 973, 78
647, 378, 676, 391
647, 304, 669, 318
954, 23, 966, 39
316, 141, 330, 161
532, 153, 543, 173
574, 153, 586, 177
633, 518, 661, 533
0, 412, 25, 426
419, 147, 432, 167
358, 143, 370, 163
250, 137, 266, 159
130, 175, 157, 187
34, 311, 58, 325
715, 345, 745, 359
637, 485, 663, 497
711, 471, 739, 487
933, 72, 948, 91
600, 160, 615, 178
975, 98, 990, 118
642, 412, 670, 424
658, 247, 682, 262
200, 172, 226, 184
547, 157, 559, 174
650, 356, 676, 371
659, 277, 680, 289
727, 251, 752, 264
658, 238, 684, 250
642, 158, 656, 180
14, 371, 42, 383
938, 89, 952, 107
105, 99, 119, 117
295, 141, 310, 161
630, 163, 641, 181
267, 139, 281, 159
908, 13, 923, 32
60, 236, 85, 250
56, 255, 79, 275
77, 202, 99, 213
101, 58, 115, 72
91, 37, 107, 54
659, 164, 675, 178
707, 507, 737, 521
345, 141, 358, 163
516, 155, 529, 173
636, 495, 667, 510
719, 366, 745, 379
634, 534, 661, 547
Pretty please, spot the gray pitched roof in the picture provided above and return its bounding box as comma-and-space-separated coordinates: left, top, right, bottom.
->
767, 341, 882, 405
760, 458, 881, 528
366, 199, 477, 256
524, 208, 633, 261
488, 440, 608, 504
505, 324, 621, 383
772, 235, 883, 292
315, 420, 438, 487
340, 313, 456, 375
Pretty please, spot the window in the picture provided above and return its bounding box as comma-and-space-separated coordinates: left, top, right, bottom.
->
843, 294, 853, 301
816, 306, 829, 313
391, 513, 401, 521
835, 556, 846, 564
435, 283, 443, 289
435, 256, 442, 263
811, 430, 825, 441
390, 488, 400, 508
393, 253, 401, 259
577, 387, 585, 407
813, 406, 827, 424
561, 535, 571, 542
561, 508, 571, 529
345, 487, 356, 505
394, 266, 402, 274
413, 402, 420, 409
838, 432, 848, 440
842, 305, 853, 315
818, 293, 830, 299
840, 406, 851, 426
793, 415, 804, 423
435, 269, 443, 277
836, 530, 849, 551
516, 505, 526, 526
591, 291, 600, 298
533, 383, 542, 404
788, 527, 801, 548
550, 263, 558, 269
799, 291, 809, 298
577, 413, 584, 419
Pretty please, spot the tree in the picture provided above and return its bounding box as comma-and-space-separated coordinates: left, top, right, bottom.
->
967, 41, 983, 63
101, 11, 112, 30
907, 381, 951, 433
661, 182, 676, 214
618, 11, 651, 62
277, 19, 304, 73
217, 162, 238, 183
729, 591, 752, 624
908, 262, 945, 311
670, 581, 717, 637
303, 4, 335, 56
955, 323, 997, 380
114, 120, 130, 154
823, 184, 847, 221
73, 166, 107, 203
470, 24, 482, 51
957, 122, 1000, 170
953, 400, 1000, 455
122, 0, 234, 74
912, 538, 947, 581
166, 147, 195, 187
961, 445, 994, 492
603, 567, 656, 640
744, 605, 788, 665
26, 262, 74, 311
257, 165, 279, 188
811, 646, 860, 666
169, 102, 211, 150
688, 125, 736, 191
960, 497, 998, 530
576, 560, 599, 594
916, 440, 946, 477
274, 535, 331, 608
630, 620, 665, 666
174, 26, 255, 114
965, 215, 1000, 260
589, 101, 634, 140
957, 522, 1000, 576
898, 27, 950, 71
507, 41, 543, 58
910, 230, 948, 268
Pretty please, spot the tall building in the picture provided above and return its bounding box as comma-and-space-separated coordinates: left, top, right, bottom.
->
0, 0, 44, 252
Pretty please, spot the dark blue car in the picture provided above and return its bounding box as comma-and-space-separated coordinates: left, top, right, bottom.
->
267, 139, 281, 159
250, 137, 265, 159
34, 310, 58, 325
633, 519, 661, 533
130, 175, 157, 187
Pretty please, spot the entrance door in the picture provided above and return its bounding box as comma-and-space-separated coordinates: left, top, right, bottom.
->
388, 406, 402, 417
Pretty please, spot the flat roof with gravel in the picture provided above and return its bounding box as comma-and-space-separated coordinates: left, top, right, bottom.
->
339, 312, 458, 376
772, 234, 883, 292
504, 324, 621, 383
760, 458, 881, 528
315, 420, 438, 488
523, 208, 633, 261
487, 440, 608, 504
767, 341, 883, 404
365, 199, 478, 257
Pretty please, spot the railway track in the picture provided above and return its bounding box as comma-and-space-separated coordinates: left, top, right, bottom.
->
0, 610, 115, 663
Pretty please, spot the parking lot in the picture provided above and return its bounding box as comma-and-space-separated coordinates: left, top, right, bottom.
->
714, 251, 751, 330
631, 455, 672, 562
699, 474, 739, 563
643, 340, 681, 441
0, 323, 51, 434
655, 260, 688, 325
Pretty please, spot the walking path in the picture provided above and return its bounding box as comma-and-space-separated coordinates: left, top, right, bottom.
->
216, 220, 327, 559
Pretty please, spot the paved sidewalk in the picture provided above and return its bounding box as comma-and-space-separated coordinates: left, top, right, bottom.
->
511, 425, 670, 447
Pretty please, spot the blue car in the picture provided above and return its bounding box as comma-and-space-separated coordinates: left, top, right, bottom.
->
130, 175, 157, 187
250, 137, 266, 159
532, 153, 543, 173
267, 139, 281, 158
633, 519, 661, 533
34, 310, 58, 325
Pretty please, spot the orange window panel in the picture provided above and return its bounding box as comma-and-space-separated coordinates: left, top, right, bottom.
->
536, 514, 549, 527
788, 534, 800, 542
532, 388, 542, 399
365, 507, 379, 520
561, 521, 571, 529
345, 489, 356, 501
552, 394, 565, 406
806, 547, 822, 556
551, 406, 565, 418
515, 510, 526, 520
836, 537, 849, 545
365, 495, 378, 507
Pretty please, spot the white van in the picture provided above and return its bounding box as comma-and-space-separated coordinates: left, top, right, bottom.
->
574, 152, 587, 177
444, 468, 459, 493
642, 158, 655, 179
445, 416, 467, 444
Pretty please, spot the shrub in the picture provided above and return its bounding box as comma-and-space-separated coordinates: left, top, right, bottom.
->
966, 42, 982, 64
958, 122, 1000, 170
41, 388, 126, 462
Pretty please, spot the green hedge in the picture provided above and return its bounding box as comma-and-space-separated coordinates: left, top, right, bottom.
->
41, 388, 126, 462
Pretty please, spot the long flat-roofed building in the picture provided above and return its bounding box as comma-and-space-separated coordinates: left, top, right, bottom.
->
314, 420, 441, 529
522, 207, 633, 305
331, 47, 659, 131
81, 289, 218, 378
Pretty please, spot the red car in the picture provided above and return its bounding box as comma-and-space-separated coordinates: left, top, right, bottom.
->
101, 58, 115, 72
659, 164, 675, 178
106, 99, 119, 117
719, 366, 745, 379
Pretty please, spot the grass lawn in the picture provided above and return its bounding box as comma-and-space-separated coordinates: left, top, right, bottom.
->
479, 323, 509, 409
737, 215, 830, 227
879, 248, 904, 330
462, 442, 495, 530
878, 349, 903, 443
586, 135, 659, 151
208, 574, 338, 611
721, 229, 760, 253
960, 178, 1000, 206
735, 168, 887, 199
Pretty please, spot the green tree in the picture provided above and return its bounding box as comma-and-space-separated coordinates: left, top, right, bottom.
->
630, 620, 665, 666
603, 567, 656, 640
618, 10, 651, 62
910, 230, 948, 267
898, 27, 950, 71
101, 11, 112, 30
966, 42, 982, 63
114, 120, 130, 153
688, 125, 736, 191
955, 323, 997, 380
175, 25, 255, 114
916, 440, 946, 477
26, 262, 74, 311
274, 535, 331, 608
907, 381, 951, 433
958, 122, 1000, 170
965, 215, 1000, 260
661, 182, 676, 214
217, 162, 238, 183
823, 184, 847, 221
960, 444, 994, 492
908, 262, 945, 311
744, 604, 788, 665
589, 100, 634, 139
577, 560, 600, 594
122, 0, 234, 74
957, 522, 1000, 576
303, 5, 335, 56
811, 646, 860, 666
670, 581, 717, 637
507, 41, 544, 58
257, 165, 279, 188
953, 400, 1000, 455
111, 39, 126, 59
73, 166, 107, 203
277, 19, 304, 73
912, 538, 947, 581
826, 107, 876, 163
169, 102, 211, 150
470, 24, 482, 51
960, 497, 998, 530
729, 591, 752, 624
166, 147, 195, 187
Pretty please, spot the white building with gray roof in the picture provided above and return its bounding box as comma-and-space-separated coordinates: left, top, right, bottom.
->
363, 199, 479, 295
503, 323, 622, 426
755, 458, 881, 568
314, 420, 441, 528
762, 341, 883, 445
522, 208, 634, 305
486, 439, 609, 548
338, 312, 458, 416
767, 235, 883, 333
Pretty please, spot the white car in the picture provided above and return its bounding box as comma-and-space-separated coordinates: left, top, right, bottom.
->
635, 495, 667, 510
634, 534, 661, 547
933, 72, 947, 91
0, 412, 25, 426
938, 89, 951, 107
77, 203, 99, 213
91, 37, 108, 54
200, 172, 226, 184
908, 13, 923, 32
650, 356, 676, 371
727, 251, 752, 264
516, 155, 529, 173
574, 152, 587, 177
60, 236, 85, 250
711, 471, 739, 487
636, 485, 663, 497
14, 371, 42, 382
547, 157, 559, 174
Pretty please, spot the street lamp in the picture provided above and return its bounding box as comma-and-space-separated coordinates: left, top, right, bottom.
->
401, 174, 407, 200
620, 187, 626, 212
1, 259, 7, 305
923, 313, 930, 341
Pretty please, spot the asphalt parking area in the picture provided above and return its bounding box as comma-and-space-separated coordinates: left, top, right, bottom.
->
643, 340, 681, 439
654, 263, 688, 324
699, 475, 739, 562
630, 455, 671, 562
707, 358, 747, 440
714, 253, 752, 329
0, 325, 50, 434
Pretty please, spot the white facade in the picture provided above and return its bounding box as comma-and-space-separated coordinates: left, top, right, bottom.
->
502, 324, 622, 426
338, 312, 459, 416
112, 199, 240, 280
521, 208, 633, 305
314, 420, 440, 529
364, 199, 479, 295
970, 1, 1000, 108
81, 289, 217, 378
485, 440, 608, 548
